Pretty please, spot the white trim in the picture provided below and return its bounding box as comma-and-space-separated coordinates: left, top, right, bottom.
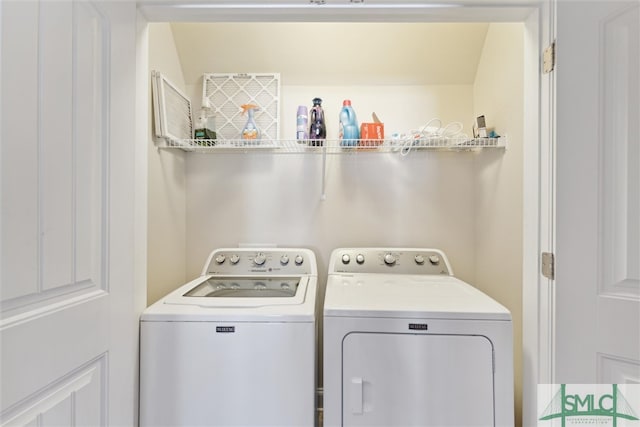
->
134, 13, 150, 426
541, 0, 557, 387
138, 1, 535, 23
521, 0, 556, 400
522, 5, 542, 426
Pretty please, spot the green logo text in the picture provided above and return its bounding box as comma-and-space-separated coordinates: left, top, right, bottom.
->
540, 384, 639, 426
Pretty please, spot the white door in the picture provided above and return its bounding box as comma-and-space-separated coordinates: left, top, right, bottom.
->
341, 333, 494, 427
1, 1, 141, 425
554, 1, 640, 383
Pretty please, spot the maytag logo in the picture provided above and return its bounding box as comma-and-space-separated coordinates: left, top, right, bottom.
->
538, 384, 640, 426
409, 323, 428, 331
216, 326, 235, 333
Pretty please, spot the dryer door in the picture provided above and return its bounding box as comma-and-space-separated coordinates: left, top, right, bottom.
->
342, 333, 494, 427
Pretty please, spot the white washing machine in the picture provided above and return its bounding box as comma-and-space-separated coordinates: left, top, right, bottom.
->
140, 247, 318, 427
323, 248, 513, 427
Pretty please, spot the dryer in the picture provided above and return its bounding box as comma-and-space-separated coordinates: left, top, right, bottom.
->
140, 247, 318, 427
323, 248, 513, 427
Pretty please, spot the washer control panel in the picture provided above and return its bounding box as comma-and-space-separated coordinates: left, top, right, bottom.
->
205, 248, 316, 276
331, 248, 451, 275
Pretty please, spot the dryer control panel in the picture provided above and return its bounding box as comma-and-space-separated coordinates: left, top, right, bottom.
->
330, 248, 452, 275
203, 248, 317, 276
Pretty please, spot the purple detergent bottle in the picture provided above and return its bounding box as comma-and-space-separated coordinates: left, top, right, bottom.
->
309, 97, 326, 147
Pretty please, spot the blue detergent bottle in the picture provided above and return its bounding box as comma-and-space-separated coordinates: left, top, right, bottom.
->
339, 99, 359, 147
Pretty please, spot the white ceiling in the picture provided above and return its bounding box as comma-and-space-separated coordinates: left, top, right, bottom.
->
169, 22, 491, 86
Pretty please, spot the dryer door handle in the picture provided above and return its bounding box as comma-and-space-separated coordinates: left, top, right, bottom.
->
350, 377, 363, 415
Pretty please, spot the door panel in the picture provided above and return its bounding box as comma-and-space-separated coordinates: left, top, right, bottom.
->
3, 356, 106, 426
555, 0, 640, 383
1, 0, 107, 318
342, 333, 494, 427
1, 0, 40, 302
599, 4, 639, 302
40, 0, 75, 292
1, 1, 138, 425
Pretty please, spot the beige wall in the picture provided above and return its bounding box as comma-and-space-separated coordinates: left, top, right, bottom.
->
171, 22, 490, 86
473, 23, 525, 427
176, 22, 484, 284
147, 23, 188, 305
183, 79, 480, 309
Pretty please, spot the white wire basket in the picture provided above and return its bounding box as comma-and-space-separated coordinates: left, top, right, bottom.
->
151, 70, 193, 142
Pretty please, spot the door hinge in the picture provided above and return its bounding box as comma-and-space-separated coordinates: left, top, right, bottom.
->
543, 42, 556, 74
541, 252, 555, 280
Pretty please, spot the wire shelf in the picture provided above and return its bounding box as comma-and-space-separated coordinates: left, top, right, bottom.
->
157, 137, 507, 154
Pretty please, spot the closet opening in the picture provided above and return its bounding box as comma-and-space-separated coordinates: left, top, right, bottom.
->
137, 5, 542, 426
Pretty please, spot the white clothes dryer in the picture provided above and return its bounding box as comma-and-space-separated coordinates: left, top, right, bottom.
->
323, 248, 513, 427
140, 247, 318, 427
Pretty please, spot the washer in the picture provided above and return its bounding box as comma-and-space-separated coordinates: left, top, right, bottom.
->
323, 248, 513, 427
140, 247, 318, 427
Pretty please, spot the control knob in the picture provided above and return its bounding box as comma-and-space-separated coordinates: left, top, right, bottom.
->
294, 255, 304, 265
342, 254, 351, 264
429, 255, 440, 265
254, 253, 266, 266
215, 254, 226, 264
384, 253, 396, 266
229, 254, 240, 264
356, 254, 365, 264
414, 254, 425, 265
280, 255, 290, 266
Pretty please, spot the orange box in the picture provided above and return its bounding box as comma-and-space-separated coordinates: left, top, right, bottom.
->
359, 123, 385, 148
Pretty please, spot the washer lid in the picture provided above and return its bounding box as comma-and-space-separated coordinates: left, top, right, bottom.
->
182, 277, 300, 298
163, 275, 309, 308
141, 275, 317, 322
323, 274, 511, 320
